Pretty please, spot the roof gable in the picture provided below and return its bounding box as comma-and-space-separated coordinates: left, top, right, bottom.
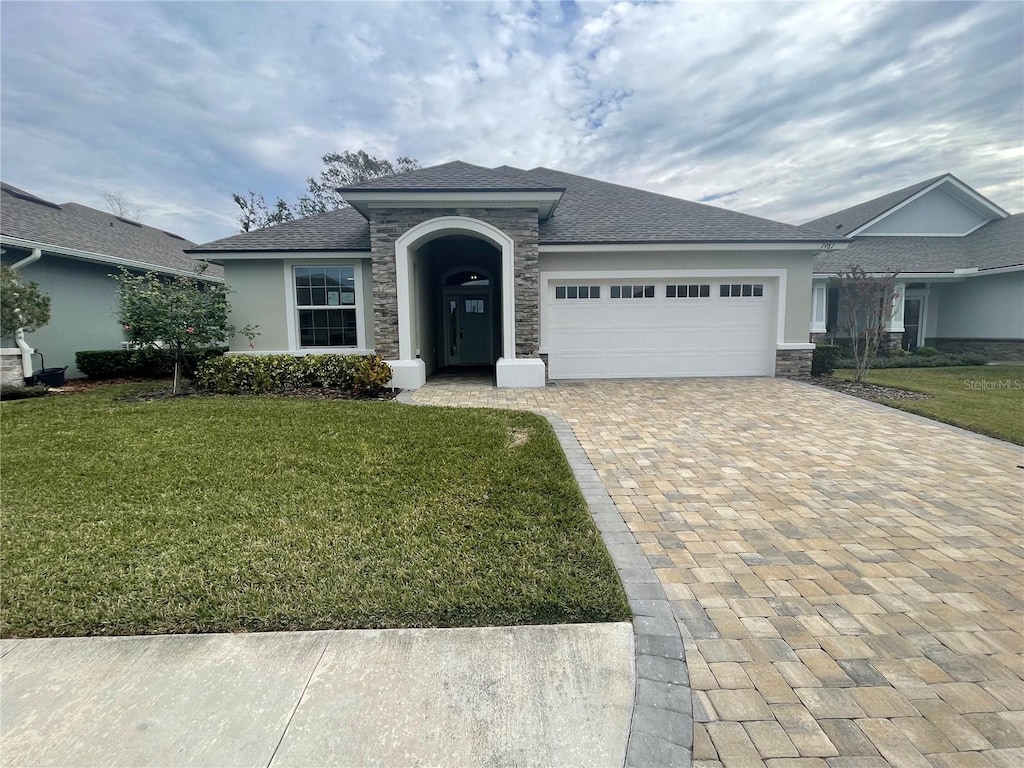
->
801, 176, 945, 235
802, 173, 1008, 237
813, 213, 1023, 274
856, 185, 992, 236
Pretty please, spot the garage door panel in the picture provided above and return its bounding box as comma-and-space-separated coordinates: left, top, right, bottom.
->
545, 279, 775, 379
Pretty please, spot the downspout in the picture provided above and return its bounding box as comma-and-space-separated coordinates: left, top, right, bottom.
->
10, 248, 42, 378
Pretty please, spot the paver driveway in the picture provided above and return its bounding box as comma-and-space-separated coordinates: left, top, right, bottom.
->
412, 377, 1024, 768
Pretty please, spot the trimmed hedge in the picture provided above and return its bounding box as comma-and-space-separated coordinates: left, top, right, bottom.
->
835, 352, 987, 369
811, 344, 842, 377
76, 348, 227, 380
195, 354, 393, 397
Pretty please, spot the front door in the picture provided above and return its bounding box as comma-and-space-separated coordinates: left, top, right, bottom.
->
444, 293, 493, 365
902, 297, 923, 351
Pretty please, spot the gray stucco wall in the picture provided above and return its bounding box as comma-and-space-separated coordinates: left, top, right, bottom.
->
933, 271, 1024, 339
540, 249, 814, 344
860, 188, 988, 235
221, 260, 290, 351
220, 257, 375, 353
9, 255, 124, 378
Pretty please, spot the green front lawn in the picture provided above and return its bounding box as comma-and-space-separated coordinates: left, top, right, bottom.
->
1, 385, 629, 637
835, 365, 1024, 445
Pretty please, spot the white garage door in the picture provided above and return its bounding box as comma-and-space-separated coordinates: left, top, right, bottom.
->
545, 279, 775, 379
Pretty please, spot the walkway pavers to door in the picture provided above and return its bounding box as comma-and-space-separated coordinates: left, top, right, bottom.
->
412, 377, 1024, 768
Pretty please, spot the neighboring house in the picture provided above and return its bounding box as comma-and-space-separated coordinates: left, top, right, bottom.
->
0, 182, 220, 381
804, 174, 1023, 359
190, 161, 845, 389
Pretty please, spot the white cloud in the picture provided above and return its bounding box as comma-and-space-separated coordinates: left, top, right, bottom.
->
1, 1, 1021, 243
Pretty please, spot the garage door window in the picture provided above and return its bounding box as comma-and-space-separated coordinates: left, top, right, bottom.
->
720, 283, 764, 298
611, 285, 655, 299
667, 284, 711, 298
555, 285, 601, 299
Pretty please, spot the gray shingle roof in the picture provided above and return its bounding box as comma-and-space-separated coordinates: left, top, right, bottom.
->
340, 160, 564, 192
193, 161, 836, 252
189, 206, 371, 253
801, 176, 945, 234
0, 182, 220, 277
814, 214, 1024, 273
528, 167, 831, 243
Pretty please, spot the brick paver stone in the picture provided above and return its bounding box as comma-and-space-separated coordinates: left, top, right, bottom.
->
411, 378, 1023, 768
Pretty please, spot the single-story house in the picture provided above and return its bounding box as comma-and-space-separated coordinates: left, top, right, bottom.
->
805, 174, 1023, 359
0, 182, 221, 381
189, 161, 846, 388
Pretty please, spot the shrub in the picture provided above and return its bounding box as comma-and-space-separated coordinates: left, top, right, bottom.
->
0, 384, 49, 400
76, 348, 227, 380
835, 352, 987, 369
194, 354, 392, 397
351, 355, 392, 397
811, 344, 842, 378
916, 346, 939, 357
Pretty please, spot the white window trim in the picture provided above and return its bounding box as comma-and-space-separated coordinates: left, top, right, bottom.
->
283, 260, 367, 352
810, 281, 828, 333
904, 288, 931, 349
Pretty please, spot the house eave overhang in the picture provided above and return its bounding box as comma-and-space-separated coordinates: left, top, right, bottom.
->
340, 189, 565, 221
191, 249, 373, 264
813, 263, 1024, 280
0, 234, 221, 281
540, 240, 849, 253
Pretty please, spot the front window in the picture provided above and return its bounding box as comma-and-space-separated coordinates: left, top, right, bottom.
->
294, 266, 357, 347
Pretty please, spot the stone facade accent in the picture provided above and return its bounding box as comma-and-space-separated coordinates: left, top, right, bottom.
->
368, 208, 540, 361
775, 349, 812, 378
931, 338, 1024, 361
1, 352, 25, 385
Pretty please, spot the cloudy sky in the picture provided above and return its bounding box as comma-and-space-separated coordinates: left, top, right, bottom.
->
2, 1, 1022, 244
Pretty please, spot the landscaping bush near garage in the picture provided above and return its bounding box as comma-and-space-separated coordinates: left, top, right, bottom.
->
0, 384, 630, 636
195, 353, 393, 397
834, 351, 987, 369
811, 344, 842, 377
76, 347, 227, 380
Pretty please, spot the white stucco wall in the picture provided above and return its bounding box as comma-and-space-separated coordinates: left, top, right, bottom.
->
860, 188, 989, 235
539, 248, 814, 344
933, 271, 1024, 339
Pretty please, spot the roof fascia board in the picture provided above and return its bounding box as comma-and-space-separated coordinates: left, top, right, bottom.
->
848, 175, 1009, 237
813, 266, 1023, 280
1, 235, 221, 281
343, 190, 564, 220
540, 241, 848, 253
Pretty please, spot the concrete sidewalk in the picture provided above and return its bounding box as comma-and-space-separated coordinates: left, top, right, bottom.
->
1, 623, 634, 767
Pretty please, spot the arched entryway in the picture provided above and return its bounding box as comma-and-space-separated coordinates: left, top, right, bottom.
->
390, 216, 544, 389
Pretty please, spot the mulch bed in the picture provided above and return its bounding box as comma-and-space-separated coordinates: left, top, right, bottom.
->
806, 376, 932, 401
44, 379, 398, 403
113, 385, 400, 403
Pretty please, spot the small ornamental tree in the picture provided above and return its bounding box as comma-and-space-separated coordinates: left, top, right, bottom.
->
114, 266, 257, 394
833, 265, 898, 383
0, 265, 51, 337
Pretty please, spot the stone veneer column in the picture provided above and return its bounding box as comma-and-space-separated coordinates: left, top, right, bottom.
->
368, 207, 541, 361
775, 349, 813, 378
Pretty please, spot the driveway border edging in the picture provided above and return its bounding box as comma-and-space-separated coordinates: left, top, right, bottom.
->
397, 389, 693, 768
